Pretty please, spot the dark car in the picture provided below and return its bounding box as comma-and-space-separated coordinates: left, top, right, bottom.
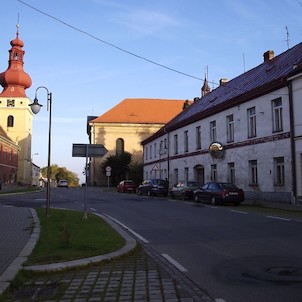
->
138, 179, 168, 196
194, 182, 244, 205
117, 180, 137, 193
170, 181, 199, 200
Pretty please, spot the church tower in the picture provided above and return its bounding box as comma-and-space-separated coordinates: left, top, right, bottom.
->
0, 25, 33, 185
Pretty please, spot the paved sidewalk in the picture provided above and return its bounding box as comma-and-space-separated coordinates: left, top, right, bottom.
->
0, 206, 37, 293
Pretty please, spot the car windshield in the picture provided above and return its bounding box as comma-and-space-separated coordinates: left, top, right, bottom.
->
187, 182, 198, 187
153, 179, 165, 185
218, 183, 238, 189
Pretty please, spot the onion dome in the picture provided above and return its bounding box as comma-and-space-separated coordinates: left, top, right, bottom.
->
0, 26, 32, 97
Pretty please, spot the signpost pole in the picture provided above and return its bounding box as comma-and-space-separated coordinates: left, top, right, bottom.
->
84, 144, 88, 219
72, 144, 108, 219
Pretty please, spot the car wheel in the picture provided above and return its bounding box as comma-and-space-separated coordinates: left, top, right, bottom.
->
211, 197, 216, 205
194, 195, 199, 202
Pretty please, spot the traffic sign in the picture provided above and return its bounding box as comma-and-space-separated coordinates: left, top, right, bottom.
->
72, 144, 108, 157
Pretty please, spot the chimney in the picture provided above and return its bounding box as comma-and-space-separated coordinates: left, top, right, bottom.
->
219, 78, 228, 86
263, 50, 274, 62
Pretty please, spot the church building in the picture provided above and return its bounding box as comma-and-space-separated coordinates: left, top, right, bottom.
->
0, 26, 33, 185
87, 98, 190, 186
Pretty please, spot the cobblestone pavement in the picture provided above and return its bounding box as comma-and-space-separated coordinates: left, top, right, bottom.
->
0, 206, 32, 276
3, 245, 214, 302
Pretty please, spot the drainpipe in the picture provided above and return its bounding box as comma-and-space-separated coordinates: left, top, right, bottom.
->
288, 80, 297, 204
164, 127, 170, 188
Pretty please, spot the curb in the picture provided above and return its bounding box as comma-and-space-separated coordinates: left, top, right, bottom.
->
23, 212, 137, 272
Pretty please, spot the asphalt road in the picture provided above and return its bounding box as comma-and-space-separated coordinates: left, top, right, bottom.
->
1, 187, 302, 302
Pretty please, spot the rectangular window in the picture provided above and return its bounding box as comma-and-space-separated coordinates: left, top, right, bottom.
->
210, 121, 216, 142
150, 145, 152, 159
164, 138, 167, 149
228, 162, 235, 183
226, 114, 234, 142
174, 134, 178, 155
159, 141, 163, 155
145, 146, 148, 160
211, 164, 217, 181
249, 160, 258, 185
174, 168, 178, 184
184, 130, 189, 152
154, 143, 157, 158
196, 126, 201, 150
274, 157, 285, 185
184, 167, 189, 181
272, 98, 283, 132
247, 107, 256, 138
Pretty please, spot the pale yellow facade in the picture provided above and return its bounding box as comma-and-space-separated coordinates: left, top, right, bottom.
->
89, 122, 164, 186
0, 96, 33, 184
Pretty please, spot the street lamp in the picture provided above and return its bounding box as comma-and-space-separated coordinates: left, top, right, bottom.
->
29, 86, 52, 216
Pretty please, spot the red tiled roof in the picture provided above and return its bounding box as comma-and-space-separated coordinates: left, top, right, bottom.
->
90, 98, 188, 124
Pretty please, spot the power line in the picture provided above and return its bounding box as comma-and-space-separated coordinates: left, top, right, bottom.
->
17, 0, 203, 81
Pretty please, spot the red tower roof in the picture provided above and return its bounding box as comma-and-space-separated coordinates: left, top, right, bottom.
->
0, 26, 32, 97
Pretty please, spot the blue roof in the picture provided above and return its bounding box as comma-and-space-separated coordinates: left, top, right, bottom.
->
166, 42, 302, 132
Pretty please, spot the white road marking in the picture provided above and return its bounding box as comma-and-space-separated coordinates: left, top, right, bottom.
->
161, 253, 188, 272
266, 215, 291, 221
215, 299, 227, 302
90, 207, 97, 212
102, 214, 150, 243
230, 209, 248, 214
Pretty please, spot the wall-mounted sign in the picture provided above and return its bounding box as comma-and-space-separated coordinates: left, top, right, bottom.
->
209, 142, 225, 158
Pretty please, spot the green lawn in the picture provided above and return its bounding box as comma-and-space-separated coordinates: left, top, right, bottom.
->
25, 208, 125, 265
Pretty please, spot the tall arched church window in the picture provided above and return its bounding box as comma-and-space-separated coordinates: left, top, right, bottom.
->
7, 115, 14, 127
116, 138, 124, 155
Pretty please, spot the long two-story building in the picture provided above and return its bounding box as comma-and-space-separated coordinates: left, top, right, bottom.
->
142, 43, 302, 204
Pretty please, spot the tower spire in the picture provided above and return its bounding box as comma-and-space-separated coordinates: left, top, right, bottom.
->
0, 26, 32, 97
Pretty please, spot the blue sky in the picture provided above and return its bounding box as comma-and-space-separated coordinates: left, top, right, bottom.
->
1, 0, 301, 183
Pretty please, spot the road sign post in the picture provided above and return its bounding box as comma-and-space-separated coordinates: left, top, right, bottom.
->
105, 166, 112, 189
72, 144, 108, 218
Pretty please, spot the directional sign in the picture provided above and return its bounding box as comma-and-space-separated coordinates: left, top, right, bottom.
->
72, 144, 108, 157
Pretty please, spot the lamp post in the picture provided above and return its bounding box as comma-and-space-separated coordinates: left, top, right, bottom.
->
29, 86, 52, 216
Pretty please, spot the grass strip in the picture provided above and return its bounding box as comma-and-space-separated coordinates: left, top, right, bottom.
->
25, 208, 125, 265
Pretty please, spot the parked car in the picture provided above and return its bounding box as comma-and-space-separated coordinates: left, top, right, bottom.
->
170, 181, 199, 200
194, 182, 244, 205
117, 180, 137, 193
138, 179, 168, 196
57, 179, 68, 188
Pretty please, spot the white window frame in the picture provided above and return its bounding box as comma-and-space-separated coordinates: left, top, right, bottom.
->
272, 98, 283, 132
210, 120, 216, 142
274, 157, 285, 185
226, 114, 234, 142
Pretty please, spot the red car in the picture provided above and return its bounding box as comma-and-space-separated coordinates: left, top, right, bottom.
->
117, 180, 137, 193
194, 182, 244, 206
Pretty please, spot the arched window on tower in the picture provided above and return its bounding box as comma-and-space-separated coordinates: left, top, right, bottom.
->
7, 115, 14, 127
116, 138, 124, 155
